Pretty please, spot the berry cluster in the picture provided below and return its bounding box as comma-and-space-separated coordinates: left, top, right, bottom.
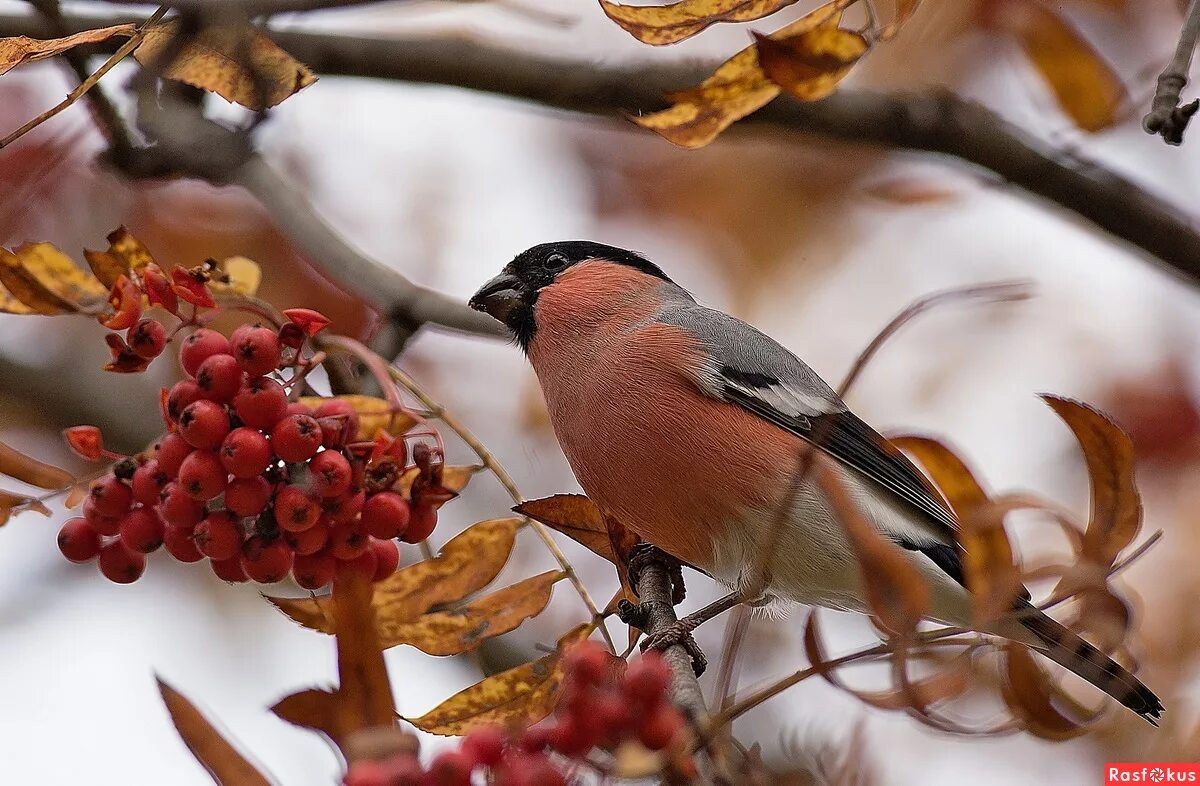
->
58, 318, 451, 587
343, 644, 690, 786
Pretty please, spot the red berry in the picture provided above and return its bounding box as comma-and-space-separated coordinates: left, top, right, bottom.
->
565, 641, 611, 686
309, 450, 352, 497
180, 328, 231, 376
328, 519, 369, 560
233, 325, 281, 377
233, 376, 288, 429
211, 555, 248, 583
131, 460, 170, 507
637, 703, 683, 750
89, 476, 133, 518
361, 491, 410, 539
194, 510, 243, 560
275, 485, 321, 532
285, 401, 314, 418
314, 399, 360, 441
163, 524, 203, 562
159, 483, 204, 529
591, 691, 633, 748
98, 541, 146, 583
127, 319, 167, 359
283, 522, 328, 556
178, 400, 231, 450
623, 653, 672, 706
119, 507, 165, 553
178, 450, 227, 500
402, 501, 437, 544
83, 497, 121, 536
156, 433, 193, 477
241, 536, 293, 583
271, 414, 322, 462
195, 353, 243, 403
166, 379, 203, 423
547, 716, 593, 757
369, 538, 400, 581
342, 761, 390, 786
324, 488, 365, 525
225, 476, 273, 517
292, 551, 336, 590
337, 546, 377, 581
427, 750, 472, 786
462, 726, 506, 768
379, 756, 423, 786
57, 517, 101, 562
219, 427, 273, 479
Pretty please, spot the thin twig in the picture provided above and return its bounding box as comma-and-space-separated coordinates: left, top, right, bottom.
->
385, 364, 617, 652
1144, 0, 1200, 145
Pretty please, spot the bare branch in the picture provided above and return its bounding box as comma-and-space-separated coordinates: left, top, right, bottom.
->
95, 0, 394, 14
1144, 0, 1200, 145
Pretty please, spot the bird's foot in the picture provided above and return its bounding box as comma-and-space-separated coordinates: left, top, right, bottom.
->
642, 619, 707, 677
626, 543, 686, 605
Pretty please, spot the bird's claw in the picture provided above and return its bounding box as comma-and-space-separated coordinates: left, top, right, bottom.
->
640, 620, 707, 677
626, 543, 686, 605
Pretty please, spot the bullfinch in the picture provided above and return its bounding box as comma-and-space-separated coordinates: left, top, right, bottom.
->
469, 241, 1163, 723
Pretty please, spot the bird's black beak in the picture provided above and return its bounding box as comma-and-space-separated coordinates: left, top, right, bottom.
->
469, 272, 524, 326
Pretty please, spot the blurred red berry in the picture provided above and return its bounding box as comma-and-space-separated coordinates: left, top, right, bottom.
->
402, 501, 437, 544
119, 507, 165, 553
462, 726, 505, 768
159, 483, 204, 529
131, 460, 170, 507
427, 750, 472, 786
58, 517, 101, 562
225, 476, 273, 517
194, 510, 243, 560
163, 524, 204, 563
314, 399, 360, 441
284, 522, 328, 556
178, 450, 227, 500
98, 541, 146, 584
565, 641, 610, 686
284, 401, 314, 418
369, 538, 400, 581
241, 536, 293, 583
623, 653, 672, 706
83, 497, 121, 536
127, 319, 167, 359
292, 551, 337, 590
233, 376, 288, 429
156, 433, 193, 477
211, 555, 248, 583
89, 476, 133, 518
637, 703, 683, 751
179, 328, 230, 376
362, 491, 410, 539
342, 761, 390, 786
328, 520, 369, 560
271, 414, 322, 462
324, 488, 365, 525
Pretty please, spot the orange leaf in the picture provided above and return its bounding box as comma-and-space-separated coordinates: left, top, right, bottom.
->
515, 494, 640, 598
404, 624, 594, 736
1041, 395, 1141, 566
0, 24, 136, 77
600, 0, 802, 46
999, 642, 1094, 740
984, 0, 1125, 131
0, 439, 74, 490
170, 266, 216, 309
142, 263, 178, 313
157, 677, 272, 786
283, 307, 331, 336
754, 24, 868, 100
99, 275, 142, 330
134, 20, 316, 110
890, 435, 987, 518
83, 226, 155, 289
0, 489, 50, 527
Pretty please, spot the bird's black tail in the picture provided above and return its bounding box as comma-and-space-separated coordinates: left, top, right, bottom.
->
1017, 601, 1163, 725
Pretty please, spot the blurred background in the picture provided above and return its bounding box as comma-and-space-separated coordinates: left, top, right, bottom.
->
1, 0, 1198, 782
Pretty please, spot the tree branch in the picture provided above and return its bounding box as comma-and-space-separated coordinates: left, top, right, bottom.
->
6, 8, 1200, 289
1144, 0, 1200, 145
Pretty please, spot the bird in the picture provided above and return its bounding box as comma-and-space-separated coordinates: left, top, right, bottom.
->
469, 240, 1163, 724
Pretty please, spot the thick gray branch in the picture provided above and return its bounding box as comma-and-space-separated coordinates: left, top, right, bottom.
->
632, 555, 709, 722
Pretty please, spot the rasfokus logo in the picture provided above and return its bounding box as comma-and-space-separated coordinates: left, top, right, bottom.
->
1106, 764, 1200, 784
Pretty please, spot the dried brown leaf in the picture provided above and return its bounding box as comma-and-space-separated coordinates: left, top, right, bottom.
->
380, 571, 563, 655
404, 624, 593, 735
999, 642, 1094, 740
754, 24, 868, 100
157, 677, 272, 786
515, 494, 640, 599
297, 395, 417, 441
600, 0, 801, 46
0, 244, 107, 315
890, 434, 987, 518
83, 226, 155, 288
135, 20, 316, 109
0, 489, 50, 527
396, 464, 481, 497
0, 25, 135, 77
1042, 395, 1141, 565
0, 440, 74, 490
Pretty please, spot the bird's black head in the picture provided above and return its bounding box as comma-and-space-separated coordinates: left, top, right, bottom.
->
469, 241, 670, 350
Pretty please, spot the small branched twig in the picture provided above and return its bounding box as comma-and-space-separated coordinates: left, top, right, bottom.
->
1144, 0, 1200, 144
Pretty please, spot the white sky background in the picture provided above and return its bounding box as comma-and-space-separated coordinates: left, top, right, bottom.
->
0, 0, 1198, 783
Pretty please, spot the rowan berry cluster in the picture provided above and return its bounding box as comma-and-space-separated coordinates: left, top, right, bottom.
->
57, 317, 450, 587
342, 644, 689, 786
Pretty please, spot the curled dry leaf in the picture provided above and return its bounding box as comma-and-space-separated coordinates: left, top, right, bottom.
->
396, 465, 482, 497
378, 570, 564, 656
0, 489, 51, 527
753, 24, 868, 100
999, 641, 1095, 740
1041, 395, 1141, 566
269, 517, 521, 633
103, 333, 153, 373
0, 24, 136, 77
297, 395, 418, 441
816, 462, 928, 635
0, 440, 74, 490
0, 243, 108, 315
599, 0, 801, 46
134, 19, 316, 110
633, 1, 857, 148
157, 677, 272, 786
83, 226, 155, 289
404, 624, 594, 736
982, 0, 1124, 131
208, 256, 261, 297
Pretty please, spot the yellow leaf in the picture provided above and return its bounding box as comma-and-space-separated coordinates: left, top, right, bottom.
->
84, 226, 156, 288
0, 25, 136, 77
994, 0, 1125, 131
0, 440, 74, 490
209, 256, 261, 297
157, 677, 272, 786
404, 624, 593, 735
298, 395, 417, 441
754, 24, 868, 100
134, 20, 316, 110
600, 0, 801, 46
269, 517, 521, 633
0, 243, 108, 315
396, 464, 482, 497
890, 435, 987, 520
633, 1, 852, 148
1041, 395, 1141, 565
380, 571, 563, 655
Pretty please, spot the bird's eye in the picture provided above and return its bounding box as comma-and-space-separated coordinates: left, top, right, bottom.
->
544, 253, 569, 272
